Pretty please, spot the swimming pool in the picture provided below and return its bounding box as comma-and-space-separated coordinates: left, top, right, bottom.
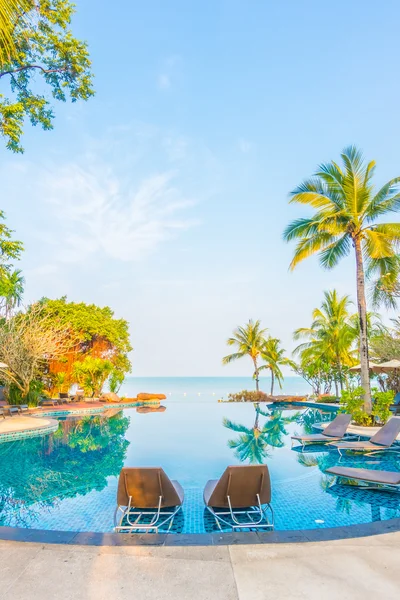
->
0, 401, 399, 534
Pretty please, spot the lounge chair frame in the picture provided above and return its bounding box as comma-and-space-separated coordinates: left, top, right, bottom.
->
206, 493, 274, 531
114, 496, 182, 533
291, 433, 360, 452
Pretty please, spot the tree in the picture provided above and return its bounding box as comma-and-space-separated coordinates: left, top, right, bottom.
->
37, 297, 132, 393
294, 291, 359, 396
0, 268, 24, 319
72, 356, 113, 397
0, 210, 23, 276
0, 0, 33, 66
259, 337, 294, 395
0, 303, 72, 399
222, 320, 267, 391
284, 146, 400, 412
0, 0, 94, 152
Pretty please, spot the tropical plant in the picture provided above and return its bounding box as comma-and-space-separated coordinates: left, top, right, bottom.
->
372, 389, 394, 424
0, 268, 24, 319
0, 0, 94, 152
72, 356, 114, 397
226, 390, 270, 403
54, 371, 67, 393
370, 320, 400, 392
294, 290, 360, 396
0, 210, 23, 277
340, 387, 373, 426
222, 320, 267, 390
284, 147, 400, 414
259, 337, 294, 395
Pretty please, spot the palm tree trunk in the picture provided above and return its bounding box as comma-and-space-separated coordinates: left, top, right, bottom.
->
270, 369, 275, 396
253, 358, 259, 391
354, 236, 372, 413
334, 378, 339, 399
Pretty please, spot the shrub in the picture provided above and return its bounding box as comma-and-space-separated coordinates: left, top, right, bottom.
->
372, 388, 395, 424
226, 390, 270, 403
317, 395, 338, 403
339, 387, 373, 426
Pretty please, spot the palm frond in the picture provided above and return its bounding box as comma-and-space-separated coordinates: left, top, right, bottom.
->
319, 235, 351, 269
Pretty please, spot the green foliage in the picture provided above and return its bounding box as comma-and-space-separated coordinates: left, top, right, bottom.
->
72, 356, 113, 397
108, 370, 124, 394
0, 210, 24, 276
0, 412, 130, 525
38, 297, 132, 351
372, 388, 395, 424
0, 0, 94, 152
8, 378, 44, 406
317, 395, 338, 403
340, 387, 373, 426
226, 390, 270, 403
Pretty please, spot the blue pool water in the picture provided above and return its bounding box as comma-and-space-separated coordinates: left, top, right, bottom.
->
1, 401, 400, 534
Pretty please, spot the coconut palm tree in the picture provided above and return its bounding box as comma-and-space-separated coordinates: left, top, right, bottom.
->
259, 337, 294, 396
284, 146, 400, 412
223, 406, 272, 464
294, 291, 358, 396
0, 268, 24, 319
222, 319, 267, 391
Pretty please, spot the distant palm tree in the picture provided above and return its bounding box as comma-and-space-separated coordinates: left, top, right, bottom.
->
284, 146, 400, 412
0, 268, 24, 319
259, 337, 294, 396
222, 319, 267, 391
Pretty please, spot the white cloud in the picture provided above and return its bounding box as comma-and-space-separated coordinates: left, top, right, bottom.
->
157, 55, 182, 90
42, 165, 198, 263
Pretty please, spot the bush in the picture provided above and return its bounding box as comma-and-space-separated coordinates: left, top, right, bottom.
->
317, 395, 338, 403
226, 390, 270, 403
372, 389, 394, 424
339, 387, 373, 426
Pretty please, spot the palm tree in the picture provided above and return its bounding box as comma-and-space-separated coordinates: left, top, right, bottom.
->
0, 268, 24, 319
0, 0, 33, 67
284, 146, 400, 412
294, 291, 358, 396
259, 337, 294, 396
222, 320, 267, 390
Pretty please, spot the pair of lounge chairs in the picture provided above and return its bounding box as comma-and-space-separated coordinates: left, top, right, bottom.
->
114, 465, 273, 534
292, 414, 400, 456
292, 414, 400, 493
0, 403, 29, 416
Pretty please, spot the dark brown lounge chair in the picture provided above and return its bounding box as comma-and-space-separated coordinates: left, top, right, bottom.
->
291, 413, 352, 450
328, 417, 400, 456
326, 466, 400, 491
114, 467, 184, 533
204, 465, 273, 530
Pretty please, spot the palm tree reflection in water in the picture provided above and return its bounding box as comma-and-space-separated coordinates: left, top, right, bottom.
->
223, 404, 301, 464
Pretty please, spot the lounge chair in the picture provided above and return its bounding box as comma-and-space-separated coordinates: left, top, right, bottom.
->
39, 398, 58, 407
2, 404, 21, 416
203, 465, 273, 531
326, 466, 400, 492
328, 417, 400, 456
59, 393, 71, 404
114, 467, 184, 533
291, 413, 352, 450
0, 407, 5, 419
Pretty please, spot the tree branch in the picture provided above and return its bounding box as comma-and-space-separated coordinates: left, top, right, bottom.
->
0, 64, 68, 78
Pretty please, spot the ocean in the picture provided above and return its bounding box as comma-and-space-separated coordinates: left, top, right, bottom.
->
119, 376, 311, 401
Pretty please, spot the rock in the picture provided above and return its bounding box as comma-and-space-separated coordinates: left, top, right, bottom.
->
136, 405, 167, 413
99, 392, 121, 403
137, 392, 167, 401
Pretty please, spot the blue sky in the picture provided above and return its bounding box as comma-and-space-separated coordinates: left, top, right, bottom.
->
1, 0, 400, 376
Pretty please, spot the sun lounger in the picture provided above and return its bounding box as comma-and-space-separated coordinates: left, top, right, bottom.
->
114, 467, 184, 533
326, 466, 400, 492
39, 398, 58, 407
203, 465, 273, 530
328, 417, 400, 456
291, 413, 352, 450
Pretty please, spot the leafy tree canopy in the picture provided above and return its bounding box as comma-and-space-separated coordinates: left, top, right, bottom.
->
37, 297, 132, 353
0, 210, 23, 276
0, 0, 94, 152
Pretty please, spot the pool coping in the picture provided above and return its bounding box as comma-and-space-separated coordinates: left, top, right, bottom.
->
1, 517, 400, 546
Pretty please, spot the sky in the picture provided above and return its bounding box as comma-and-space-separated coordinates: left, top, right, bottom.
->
1, 0, 400, 376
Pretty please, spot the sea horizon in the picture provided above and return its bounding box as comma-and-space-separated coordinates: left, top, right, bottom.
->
119, 375, 311, 401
